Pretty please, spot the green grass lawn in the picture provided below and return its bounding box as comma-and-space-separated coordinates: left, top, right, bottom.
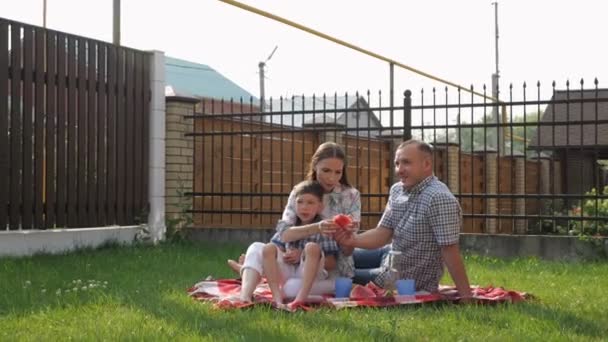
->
1, 241, 607, 341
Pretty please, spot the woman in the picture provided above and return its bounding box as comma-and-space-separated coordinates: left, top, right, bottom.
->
228, 142, 361, 305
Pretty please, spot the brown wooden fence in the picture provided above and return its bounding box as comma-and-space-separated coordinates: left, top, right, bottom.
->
194, 116, 319, 228
193, 115, 396, 229
342, 135, 393, 228
193, 116, 560, 233
1, 17, 150, 229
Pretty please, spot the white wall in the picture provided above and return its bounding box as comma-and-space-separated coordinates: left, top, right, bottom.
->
0, 226, 140, 257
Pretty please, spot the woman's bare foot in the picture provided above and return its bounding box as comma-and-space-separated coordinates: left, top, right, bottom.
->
227, 259, 242, 274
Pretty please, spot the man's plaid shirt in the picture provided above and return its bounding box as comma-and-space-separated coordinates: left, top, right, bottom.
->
374, 175, 462, 292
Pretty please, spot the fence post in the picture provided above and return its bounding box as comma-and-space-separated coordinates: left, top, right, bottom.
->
386, 90, 413, 184
403, 90, 412, 141
552, 158, 563, 194
447, 144, 461, 193
148, 50, 166, 242
430, 142, 460, 192
513, 155, 527, 234
538, 156, 551, 194
484, 150, 498, 234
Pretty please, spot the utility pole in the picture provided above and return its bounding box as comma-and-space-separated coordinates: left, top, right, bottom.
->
389, 62, 394, 137
258, 61, 265, 112
259, 45, 278, 116
113, 0, 121, 45
491, 1, 504, 154
43, 0, 47, 28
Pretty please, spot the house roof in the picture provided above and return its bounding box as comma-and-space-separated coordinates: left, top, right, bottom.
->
301, 96, 359, 125
164, 56, 258, 103
267, 95, 382, 127
529, 89, 608, 148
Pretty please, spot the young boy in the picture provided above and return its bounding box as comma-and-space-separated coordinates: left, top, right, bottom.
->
261, 180, 340, 308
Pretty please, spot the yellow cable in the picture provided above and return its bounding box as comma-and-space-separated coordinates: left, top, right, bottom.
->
219, 0, 534, 144
218, 0, 498, 102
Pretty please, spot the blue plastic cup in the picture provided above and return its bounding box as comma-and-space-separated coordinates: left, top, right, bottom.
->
396, 279, 415, 295
334, 277, 353, 298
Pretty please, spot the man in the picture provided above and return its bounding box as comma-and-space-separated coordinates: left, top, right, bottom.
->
336, 139, 472, 299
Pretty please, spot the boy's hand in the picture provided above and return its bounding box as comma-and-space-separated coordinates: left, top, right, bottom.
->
283, 248, 301, 264
318, 219, 339, 235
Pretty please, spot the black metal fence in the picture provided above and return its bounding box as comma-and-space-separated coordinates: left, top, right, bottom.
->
1, 17, 151, 230
188, 80, 608, 236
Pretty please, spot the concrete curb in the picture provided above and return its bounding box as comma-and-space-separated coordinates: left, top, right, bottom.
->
187, 228, 275, 245
460, 233, 607, 261
186, 228, 607, 261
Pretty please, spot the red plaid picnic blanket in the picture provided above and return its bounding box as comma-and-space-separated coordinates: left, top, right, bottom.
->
188, 278, 531, 311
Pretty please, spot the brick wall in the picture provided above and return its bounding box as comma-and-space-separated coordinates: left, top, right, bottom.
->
165, 97, 197, 222
485, 151, 498, 234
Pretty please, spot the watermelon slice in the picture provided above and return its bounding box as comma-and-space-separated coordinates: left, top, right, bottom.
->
349, 284, 377, 299
333, 214, 352, 229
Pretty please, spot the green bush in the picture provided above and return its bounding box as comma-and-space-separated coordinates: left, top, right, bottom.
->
568, 186, 608, 236
537, 199, 569, 235
165, 178, 193, 242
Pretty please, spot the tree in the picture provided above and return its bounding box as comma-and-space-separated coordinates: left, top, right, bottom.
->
424, 111, 542, 155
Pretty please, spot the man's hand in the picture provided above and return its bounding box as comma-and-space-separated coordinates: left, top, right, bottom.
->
282, 248, 301, 264
440, 244, 472, 301
334, 230, 356, 247
344, 218, 360, 233
335, 226, 393, 250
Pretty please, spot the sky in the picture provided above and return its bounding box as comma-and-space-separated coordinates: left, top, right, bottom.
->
2, 0, 608, 105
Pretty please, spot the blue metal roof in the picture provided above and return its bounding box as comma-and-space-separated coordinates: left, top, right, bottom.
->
165, 56, 258, 103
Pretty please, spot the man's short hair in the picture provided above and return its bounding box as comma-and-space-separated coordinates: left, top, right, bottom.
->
396, 139, 433, 157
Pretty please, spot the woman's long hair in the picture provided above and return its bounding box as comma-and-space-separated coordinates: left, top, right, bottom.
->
305, 142, 351, 187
